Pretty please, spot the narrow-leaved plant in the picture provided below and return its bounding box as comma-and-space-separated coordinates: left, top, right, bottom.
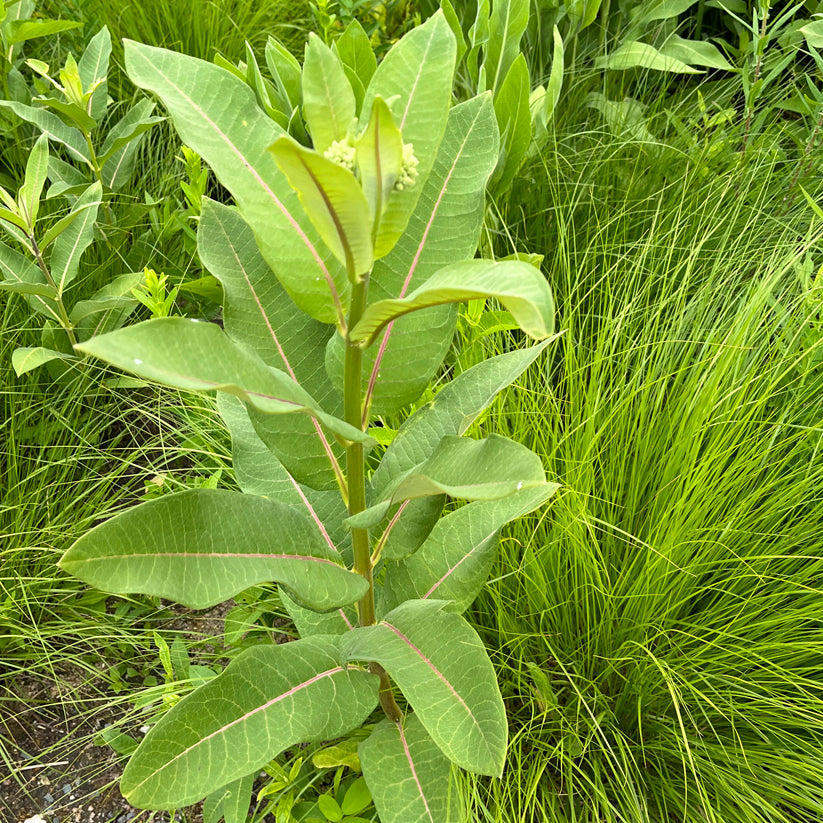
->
60, 14, 560, 822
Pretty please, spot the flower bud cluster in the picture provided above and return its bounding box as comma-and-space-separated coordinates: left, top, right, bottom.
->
324, 139, 356, 173
395, 143, 419, 191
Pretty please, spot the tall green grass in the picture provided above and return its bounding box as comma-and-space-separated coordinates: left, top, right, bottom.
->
462, 133, 823, 821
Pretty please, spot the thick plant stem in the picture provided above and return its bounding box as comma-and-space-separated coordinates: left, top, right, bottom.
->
344, 277, 373, 625
344, 272, 403, 722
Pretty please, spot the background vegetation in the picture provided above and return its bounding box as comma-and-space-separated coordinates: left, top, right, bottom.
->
2, 0, 823, 821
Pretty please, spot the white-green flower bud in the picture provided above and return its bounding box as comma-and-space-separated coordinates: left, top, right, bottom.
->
394, 142, 419, 191
323, 139, 356, 172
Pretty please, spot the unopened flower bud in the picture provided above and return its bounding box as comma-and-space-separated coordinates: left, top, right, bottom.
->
324, 139, 356, 172
395, 142, 419, 191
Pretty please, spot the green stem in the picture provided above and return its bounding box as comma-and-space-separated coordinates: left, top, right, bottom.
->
343, 270, 403, 722
344, 276, 373, 625
30, 235, 78, 348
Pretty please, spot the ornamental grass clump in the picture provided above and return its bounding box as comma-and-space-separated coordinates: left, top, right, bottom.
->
59, 14, 560, 822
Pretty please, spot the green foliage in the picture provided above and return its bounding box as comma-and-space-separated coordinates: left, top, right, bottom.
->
58, 15, 559, 823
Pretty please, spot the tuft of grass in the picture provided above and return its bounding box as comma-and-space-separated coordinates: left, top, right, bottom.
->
461, 129, 823, 822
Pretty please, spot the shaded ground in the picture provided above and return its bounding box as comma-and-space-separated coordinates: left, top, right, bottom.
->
0, 601, 251, 823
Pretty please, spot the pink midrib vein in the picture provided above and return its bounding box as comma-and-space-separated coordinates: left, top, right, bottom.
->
365, 107, 482, 401
128, 666, 343, 793
78, 551, 341, 565
141, 55, 340, 306
215, 215, 343, 524
397, 721, 435, 823
382, 622, 484, 737
422, 532, 494, 600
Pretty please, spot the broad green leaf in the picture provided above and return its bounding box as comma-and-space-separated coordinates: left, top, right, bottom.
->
34, 95, 97, 132
597, 41, 703, 74
6, 18, 81, 44
282, 588, 356, 637
264, 36, 302, 112
270, 137, 373, 280
440, 0, 468, 67
0, 206, 28, 232
340, 599, 507, 776
341, 776, 371, 815
50, 181, 102, 293
360, 715, 463, 823
381, 484, 559, 614
12, 346, 74, 376
326, 93, 499, 415
99, 99, 163, 169
356, 96, 403, 241
466, 0, 490, 87
47, 156, 89, 200
490, 53, 531, 192
0, 239, 61, 323
70, 271, 142, 341
221, 773, 254, 823
40, 192, 100, 250
631, 0, 699, 24
373, 339, 555, 488
0, 279, 56, 298
351, 258, 555, 346
566, 0, 602, 31
60, 489, 368, 610
0, 101, 90, 164
361, 12, 457, 258
76, 318, 373, 447
99, 99, 161, 191
199, 199, 343, 489
18, 133, 49, 228
302, 34, 356, 153
801, 20, 823, 50
216, 394, 349, 554
348, 434, 546, 529
658, 35, 735, 71
313, 739, 361, 770
528, 27, 563, 158
377, 495, 445, 563
334, 20, 377, 93
124, 41, 349, 325
485, 0, 529, 94
245, 42, 279, 120
121, 638, 379, 808
78, 26, 111, 122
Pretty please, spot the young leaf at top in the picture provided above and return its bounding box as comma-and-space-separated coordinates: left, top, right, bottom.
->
121, 638, 379, 809
359, 714, 463, 823
334, 19, 377, 106
360, 12, 457, 257
350, 258, 555, 347
60, 488, 368, 610
325, 93, 500, 415
270, 137, 373, 281
76, 317, 373, 447
302, 34, 356, 153
340, 599, 507, 776
124, 41, 349, 324
356, 96, 403, 242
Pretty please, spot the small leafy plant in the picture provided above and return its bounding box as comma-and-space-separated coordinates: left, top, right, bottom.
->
59, 14, 559, 823
0, 25, 164, 377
